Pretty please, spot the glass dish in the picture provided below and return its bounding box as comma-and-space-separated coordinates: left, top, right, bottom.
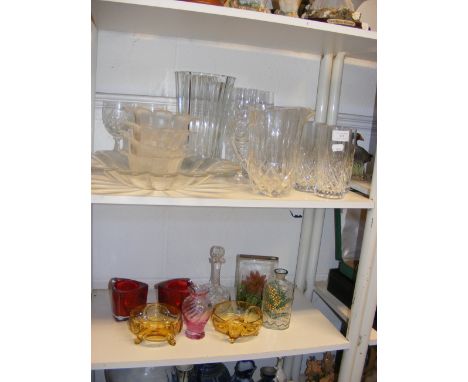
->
132, 107, 191, 130
103, 169, 211, 191
127, 151, 185, 175
212, 301, 263, 343
128, 303, 182, 346
129, 133, 187, 157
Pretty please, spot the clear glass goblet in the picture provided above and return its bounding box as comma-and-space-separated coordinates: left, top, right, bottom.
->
101, 101, 135, 151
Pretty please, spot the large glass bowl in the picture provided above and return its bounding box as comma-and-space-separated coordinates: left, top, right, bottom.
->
128, 303, 182, 346
211, 301, 262, 343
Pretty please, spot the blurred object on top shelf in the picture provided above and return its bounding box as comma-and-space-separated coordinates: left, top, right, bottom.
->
301, 0, 364, 29
274, 0, 302, 17
224, 0, 272, 13
181, 0, 225, 6
352, 132, 373, 181
356, 0, 376, 31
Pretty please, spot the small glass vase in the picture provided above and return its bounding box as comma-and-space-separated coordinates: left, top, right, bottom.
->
261, 268, 294, 330
208, 246, 231, 306
181, 282, 212, 339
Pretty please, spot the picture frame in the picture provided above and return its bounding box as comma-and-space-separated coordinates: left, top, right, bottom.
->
235, 254, 279, 307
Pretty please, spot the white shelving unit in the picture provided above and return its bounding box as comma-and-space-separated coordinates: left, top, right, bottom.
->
92, 289, 349, 369
314, 281, 376, 346
91, 1, 377, 381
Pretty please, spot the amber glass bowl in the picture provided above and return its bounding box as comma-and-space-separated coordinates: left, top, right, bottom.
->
128, 303, 182, 346
211, 301, 262, 343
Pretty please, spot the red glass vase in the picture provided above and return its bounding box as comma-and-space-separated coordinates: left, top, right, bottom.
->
109, 278, 148, 321
156, 278, 191, 310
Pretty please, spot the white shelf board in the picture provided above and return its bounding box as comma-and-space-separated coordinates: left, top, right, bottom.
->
92, 289, 349, 370
314, 281, 376, 346
91, 0, 376, 60
91, 171, 374, 209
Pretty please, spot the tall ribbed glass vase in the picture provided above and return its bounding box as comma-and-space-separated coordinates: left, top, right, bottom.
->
175, 71, 235, 159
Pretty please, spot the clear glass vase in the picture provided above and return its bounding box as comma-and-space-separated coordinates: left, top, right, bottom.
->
175, 71, 236, 160
261, 268, 294, 330
207, 246, 231, 306
237, 106, 313, 197
181, 282, 212, 339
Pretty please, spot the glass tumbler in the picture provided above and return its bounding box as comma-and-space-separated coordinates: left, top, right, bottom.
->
175, 71, 236, 159
243, 106, 313, 197
314, 124, 356, 199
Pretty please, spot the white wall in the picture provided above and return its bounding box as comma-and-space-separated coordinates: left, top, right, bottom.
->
92, 30, 376, 293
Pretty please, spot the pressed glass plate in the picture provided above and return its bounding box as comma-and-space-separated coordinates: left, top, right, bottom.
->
92, 151, 241, 191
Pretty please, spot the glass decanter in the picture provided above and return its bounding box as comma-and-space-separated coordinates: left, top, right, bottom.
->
181, 282, 212, 339
261, 268, 294, 330
207, 245, 231, 306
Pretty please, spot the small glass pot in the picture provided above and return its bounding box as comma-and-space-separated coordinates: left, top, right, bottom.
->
261, 268, 294, 330
109, 278, 148, 321
181, 283, 212, 339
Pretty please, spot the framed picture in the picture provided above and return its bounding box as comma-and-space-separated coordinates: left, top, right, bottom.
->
235, 254, 279, 307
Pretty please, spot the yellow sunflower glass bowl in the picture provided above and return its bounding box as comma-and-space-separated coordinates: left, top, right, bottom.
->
211, 301, 262, 343
128, 303, 182, 346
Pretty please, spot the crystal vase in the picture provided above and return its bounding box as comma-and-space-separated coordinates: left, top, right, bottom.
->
261, 268, 294, 330
181, 282, 212, 339
207, 245, 231, 306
